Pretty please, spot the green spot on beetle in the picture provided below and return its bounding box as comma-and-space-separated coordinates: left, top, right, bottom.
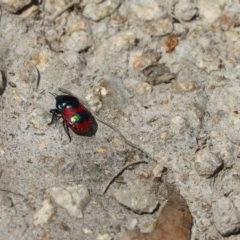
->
70, 114, 81, 123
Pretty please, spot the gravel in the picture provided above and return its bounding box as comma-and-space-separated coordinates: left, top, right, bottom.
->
1, 0, 240, 239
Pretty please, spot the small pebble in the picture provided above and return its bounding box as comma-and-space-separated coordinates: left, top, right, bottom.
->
44, 0, 66, 13
212, 197, 240, 236
108, 31, 138, 52
159, 131, 170, 142
233, 195, 240, 213
171, 81, 198, 91
173, 0, 198, 22
226, 111, 240, 145
85, 92, 103, 112
131, 50, 162, 71
85, 82, 108, 112
66, 15, 88, 34
145, 18, 173, 37
21, 5, 39, 19
83, 0, 121, 21
33, 198, 55, 226
0, 0, 32, 13
49, 184, 90, 219
113, 178, 159, 214
134, 82, 152, 95
147, 73, 176, 85
152, 164, 166, 178
194, 149, 223, 178
198, 0, 222, 23
28, 107, 51, 130
0, 194, 13, 207
170, 116, 188, 135
95, 234, 112, 240
129, 218, 138, 229
63, 31, 91, 52
143, 64, 176, 85
127, 0, 165, 21
172, 22, 188, 36
83, 227, 93, 234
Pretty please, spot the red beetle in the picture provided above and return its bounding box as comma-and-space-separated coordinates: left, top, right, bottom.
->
49, 94, 98, 141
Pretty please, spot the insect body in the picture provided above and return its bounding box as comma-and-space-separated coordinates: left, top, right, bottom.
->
49, 94, 98, 141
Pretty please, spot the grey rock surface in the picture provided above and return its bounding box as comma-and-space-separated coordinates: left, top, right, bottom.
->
113, 178, 160, 214
0, 0, 31, 13
212, 197, 240, 236
194, 149, 223, 178
1, 0, 240, 239
49, 184, 90, 219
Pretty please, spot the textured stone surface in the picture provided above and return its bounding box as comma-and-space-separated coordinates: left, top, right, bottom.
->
113, 179, 159, 214
49, 184, 90, 219
0, 0, 31, 13
194, 149, 223, 178
1, 0, 240, 239
0, 68, 7, 95
83, 0, 121, 21
120, 184, 192, 240
33, 198, 55, 226
174, 0, 198, 21
63, 31, 91, 52
212, 197, 240, 236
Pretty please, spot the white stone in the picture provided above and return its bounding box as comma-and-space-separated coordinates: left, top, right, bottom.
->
63, 31, 91, 52
212, 197, 240, 236
174, 0, 198, 22
170, 116, 188, 135
28, 107, 50, 130
49, 184, 90, 219
85, 92, 103, 113
198, 0, 222, 23
33, 198, 55, 226
194, 149, 223, 178
134, 82, 152, 95
83, 0, 121, 21
226, 111, 240, 145
95, 234, 112, 240
144, 18, 173, 37
113, 179, 159, 214
108, 31, 138, 52
0, 0, 31, 13
233, 195, 240, 212
128, 0, 165, 20
129, 218, 138, 229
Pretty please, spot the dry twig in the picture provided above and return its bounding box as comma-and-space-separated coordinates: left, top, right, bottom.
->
51, 1, 78, 22
102, 160, 148, 194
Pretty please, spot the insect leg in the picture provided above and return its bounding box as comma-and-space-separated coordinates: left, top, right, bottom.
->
63, 121, 71, 142
49, 109, 61, 125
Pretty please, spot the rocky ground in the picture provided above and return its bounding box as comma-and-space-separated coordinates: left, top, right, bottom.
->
1, 0, 240, 239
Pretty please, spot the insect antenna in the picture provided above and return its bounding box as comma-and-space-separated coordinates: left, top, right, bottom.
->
49, 92, 58, 98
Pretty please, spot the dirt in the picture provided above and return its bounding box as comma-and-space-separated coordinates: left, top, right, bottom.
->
1, 1, 240, 240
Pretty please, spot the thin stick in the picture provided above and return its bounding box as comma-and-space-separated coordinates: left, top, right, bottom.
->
0, 189, 37, 210
0, 69, 7, 96
29, 61, 40, 91
95, 116, 157, 162
102, 160, 147, 194
0, 188, 25, 197
51, 1, 77, 22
